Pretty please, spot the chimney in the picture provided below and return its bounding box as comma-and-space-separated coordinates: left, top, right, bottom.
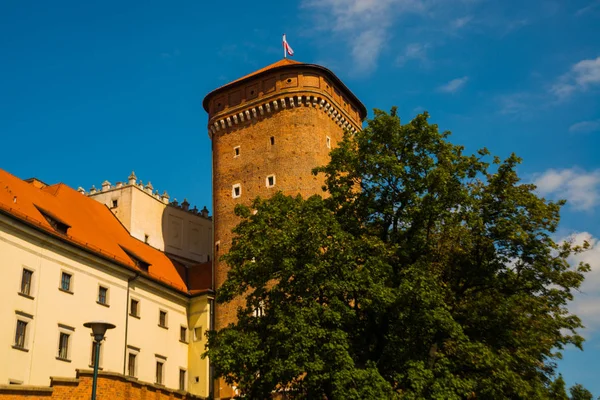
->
201, 206, 209, 218
89, 185, 97, 195
102, 180, 111, 192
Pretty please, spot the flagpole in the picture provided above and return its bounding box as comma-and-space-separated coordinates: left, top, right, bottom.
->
283, 34, 286, 59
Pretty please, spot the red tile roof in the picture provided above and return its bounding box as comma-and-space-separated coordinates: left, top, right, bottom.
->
0, 169, 212, 296
202, 58, 367, 119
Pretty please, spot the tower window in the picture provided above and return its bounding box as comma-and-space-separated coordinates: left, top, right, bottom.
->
232, 184, 241, 198
270, 136, 275, 145
112, 200, 118, 208
234, 146, 240, 157
326, 136, 331, 149
266, 175, 276, 188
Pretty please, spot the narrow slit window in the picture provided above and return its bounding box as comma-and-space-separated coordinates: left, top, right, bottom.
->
234, 146, 240, 157
180, 326, 187, 342
266, 175, 275, 188
270, 136, 275, 145
232, 184, 241, 198
326, 136, 331, 149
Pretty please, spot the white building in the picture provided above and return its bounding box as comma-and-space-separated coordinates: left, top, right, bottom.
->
0, 169, 213, 398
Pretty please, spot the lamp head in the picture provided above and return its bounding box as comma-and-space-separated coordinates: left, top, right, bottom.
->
84, 321, 116, 342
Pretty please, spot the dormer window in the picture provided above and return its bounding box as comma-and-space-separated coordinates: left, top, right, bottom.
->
35, 206, 70, 235
120, 246, 151, 271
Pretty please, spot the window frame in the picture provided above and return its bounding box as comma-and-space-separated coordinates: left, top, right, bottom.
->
59, 271, 73, 293
158, 310, 168, 329
326, 136, 331, 149
89, 337, 103, 369
57, 331, 71, 361
97, 285, 109, 306
179, 368, 187, 391
266, 175, 276, 188
180, 326, 188, 343
127, 348, 139, 377
232, 183, 241, 199
130, 298, 140, 318
14, 319, 28, 350
234, 146, 240, 158
155, 360, 165, 385
20, 268, 34, 297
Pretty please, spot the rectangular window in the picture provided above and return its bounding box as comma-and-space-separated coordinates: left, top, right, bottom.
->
130, 299, 139, 317
98, 286, 108, 305
232, 184, 241, 198
128, 353, 137, 377
20, 269, 33, 296
60, 272, 72, 292
326, 136, 331, 149
234, 146, 240, 157
159, 310, 168, 328
14, 320, 27, 349
179, 369, 186, 391
266, 175, 275, 188
156, 361, 164, 385
180, 326, 187, 342
58, 332, 69, 360
112, 199, 118, 208
270, 136, 275, 145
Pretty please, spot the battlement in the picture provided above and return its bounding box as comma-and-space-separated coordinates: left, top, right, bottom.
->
80, 171, 210, 218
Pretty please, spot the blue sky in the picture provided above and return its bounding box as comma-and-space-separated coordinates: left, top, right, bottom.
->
1, 0, 599, 392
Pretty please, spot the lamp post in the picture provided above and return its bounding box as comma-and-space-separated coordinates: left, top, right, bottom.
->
84, 321, 116, 400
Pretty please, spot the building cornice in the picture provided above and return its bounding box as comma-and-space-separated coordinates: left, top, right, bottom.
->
207, 91, 361, 139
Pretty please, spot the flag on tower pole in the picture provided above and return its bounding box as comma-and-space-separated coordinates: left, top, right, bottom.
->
283, 34, 294, 58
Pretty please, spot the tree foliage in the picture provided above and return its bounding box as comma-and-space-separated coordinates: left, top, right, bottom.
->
205, 108, 590, 399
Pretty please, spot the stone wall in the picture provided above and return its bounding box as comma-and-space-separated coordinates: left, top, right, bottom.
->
0, 370, 205, 400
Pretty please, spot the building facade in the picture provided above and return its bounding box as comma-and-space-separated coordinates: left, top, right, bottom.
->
203, 58, 366, 398
0, 170, 213, 398
0, 58, 365, 400
85, 171, 212, 266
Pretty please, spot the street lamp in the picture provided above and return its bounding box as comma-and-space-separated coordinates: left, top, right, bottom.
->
83, 321, 116, 400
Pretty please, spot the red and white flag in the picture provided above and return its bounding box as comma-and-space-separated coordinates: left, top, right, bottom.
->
283, 34, 294, 57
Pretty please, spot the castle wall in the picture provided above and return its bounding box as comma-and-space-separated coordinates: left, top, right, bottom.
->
206, 62, 365, 331
87, 180, 212, 265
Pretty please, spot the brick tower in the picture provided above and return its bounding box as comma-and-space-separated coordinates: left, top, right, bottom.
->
203, 59, 366, 397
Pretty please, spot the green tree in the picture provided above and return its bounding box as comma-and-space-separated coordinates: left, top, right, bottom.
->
569, 384, 593, 400
205, 109, 590, 399
549, 374, 568, 400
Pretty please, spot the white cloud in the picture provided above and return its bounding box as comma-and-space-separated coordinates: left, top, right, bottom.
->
575, 1, 600, 16
437, 76, 469, 93
452, 15, 473, 29
550, 56, 600, 100
559, 232, 600, 338
533, 167, 600, 211
396, 42, 430, 66
569, 120, 600, 134
301, 0, 428, 73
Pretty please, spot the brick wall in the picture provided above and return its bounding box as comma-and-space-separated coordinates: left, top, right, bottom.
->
206, 63, 365, 399
0, 370, 205, 400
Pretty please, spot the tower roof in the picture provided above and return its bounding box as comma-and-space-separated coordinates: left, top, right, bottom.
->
203, 59, 367, 119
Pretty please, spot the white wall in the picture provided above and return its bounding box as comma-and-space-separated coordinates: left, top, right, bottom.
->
0, 214, 206, 394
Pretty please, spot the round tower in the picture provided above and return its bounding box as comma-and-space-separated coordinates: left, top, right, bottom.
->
204, 58, 366, 331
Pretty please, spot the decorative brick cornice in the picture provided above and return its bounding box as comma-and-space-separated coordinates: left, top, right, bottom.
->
208, 94, 360, 138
